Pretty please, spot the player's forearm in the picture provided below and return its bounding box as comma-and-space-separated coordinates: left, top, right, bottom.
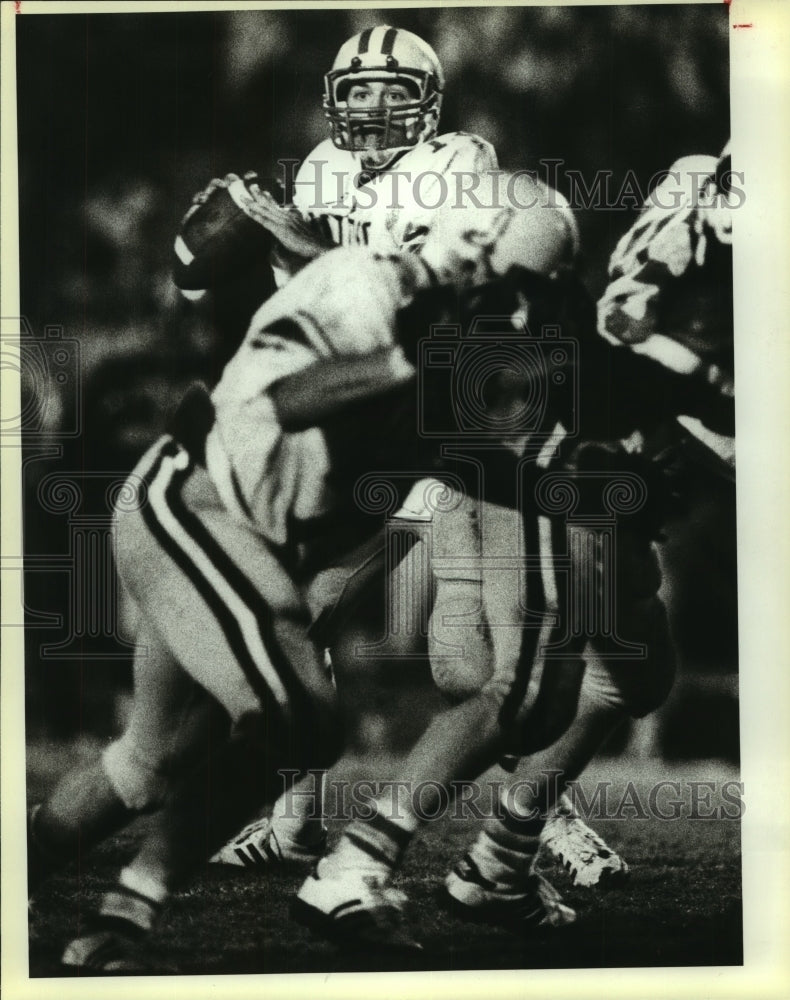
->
269, 347, 414, 432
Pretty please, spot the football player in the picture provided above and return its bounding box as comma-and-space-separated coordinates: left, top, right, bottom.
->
440, 144, 736, 921
28, 174, 581, 969
26, 248, 428, 971
183, 26, 497, 294
244, 178, 602, 948
262, 176, 732, 948
286, 24, 492, 259
202, 23, 501, 866
203, 26, 621, 882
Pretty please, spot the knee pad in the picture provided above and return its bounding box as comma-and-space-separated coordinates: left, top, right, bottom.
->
101, 735, 172, 812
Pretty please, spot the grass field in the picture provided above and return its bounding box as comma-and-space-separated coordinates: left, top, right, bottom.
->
27, 742, 742, 977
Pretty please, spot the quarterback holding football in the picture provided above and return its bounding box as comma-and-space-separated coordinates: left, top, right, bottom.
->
174, 25, 497, 298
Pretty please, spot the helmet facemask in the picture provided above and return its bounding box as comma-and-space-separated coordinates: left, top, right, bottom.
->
323, 28, 444, 170
324, 70, 442, 167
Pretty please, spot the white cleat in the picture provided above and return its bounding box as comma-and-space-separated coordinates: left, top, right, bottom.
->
293, 870, 423, 954
445, 854, 576, 929
209, 816, 327, 869
539, 794, 629, 888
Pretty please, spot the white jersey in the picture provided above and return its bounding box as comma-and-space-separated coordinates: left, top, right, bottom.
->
206, 247, 427, 547
291, 133, 499, 524
291, 132, 498, 257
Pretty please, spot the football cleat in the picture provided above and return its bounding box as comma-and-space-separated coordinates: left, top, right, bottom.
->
444, 854, 576, 929
209, 816, 327, 869
539, 794, 629, 888
293, 871, 423, 955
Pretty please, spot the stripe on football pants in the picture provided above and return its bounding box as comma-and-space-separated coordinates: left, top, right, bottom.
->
497, 508, 550, 729
162, 451, 322, 725
139, 439, 291, 713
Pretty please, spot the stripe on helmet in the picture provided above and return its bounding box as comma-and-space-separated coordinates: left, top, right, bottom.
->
380, 27, 398, 56
357, 28, 373, 54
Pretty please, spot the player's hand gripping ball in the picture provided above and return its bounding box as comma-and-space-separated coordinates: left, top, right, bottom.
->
240, 184, 332, 261
173, 171, 325, 289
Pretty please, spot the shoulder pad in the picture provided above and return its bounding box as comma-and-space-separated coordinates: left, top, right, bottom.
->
293, 140, 356, 209
403, 132, 498, 175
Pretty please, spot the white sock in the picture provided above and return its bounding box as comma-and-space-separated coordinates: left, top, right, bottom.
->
466, 797, 545, 890
98, 865, 168, 933
118, 865, 168, 904
316, 787, 420, 882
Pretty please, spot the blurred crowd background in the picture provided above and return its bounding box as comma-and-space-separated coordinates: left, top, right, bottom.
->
16, 5, 736, 760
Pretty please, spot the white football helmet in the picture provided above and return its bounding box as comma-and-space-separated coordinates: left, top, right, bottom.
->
323, 26, 444, 165
421, 172, 580, 290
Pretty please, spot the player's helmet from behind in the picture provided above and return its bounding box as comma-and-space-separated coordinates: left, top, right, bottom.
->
323, 26, 444, 159
421, 172, 580, 291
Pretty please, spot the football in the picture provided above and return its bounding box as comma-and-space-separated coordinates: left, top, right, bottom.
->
172, 173, 283, 290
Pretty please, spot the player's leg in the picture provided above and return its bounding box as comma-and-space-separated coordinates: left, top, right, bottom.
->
60, 710, 292, 974
536, 519, 675, 881
445, 665, 626, 919
300, 495, 492, 870
424, 498, 583, 918
539, 592, 674, 884
448, 495, 675, 897
57, 440, 342, 970
27, 607, 217, 896
207, 528, 403, 870
294, 501, 581, 943
37, 603, 231, 971
27, 441, 224, 894
292, 680, 515, 953
116, 438, 340, 745
448, 583, 675, 912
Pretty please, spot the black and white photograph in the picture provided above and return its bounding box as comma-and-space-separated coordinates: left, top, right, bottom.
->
1, 0, 788, 993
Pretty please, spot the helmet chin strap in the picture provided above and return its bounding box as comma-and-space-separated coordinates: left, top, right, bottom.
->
357, 146, 411, 172
355, 118, 433, 172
